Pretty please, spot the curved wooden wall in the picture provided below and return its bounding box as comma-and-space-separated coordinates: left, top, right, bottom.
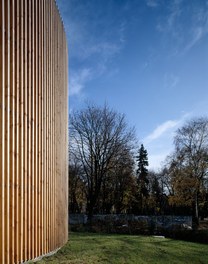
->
0, 0, 68, 263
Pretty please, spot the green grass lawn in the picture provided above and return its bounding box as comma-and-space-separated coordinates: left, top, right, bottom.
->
36, 232, 208, 264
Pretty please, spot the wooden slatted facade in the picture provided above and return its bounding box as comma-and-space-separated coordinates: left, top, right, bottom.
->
0, 0, 68, 263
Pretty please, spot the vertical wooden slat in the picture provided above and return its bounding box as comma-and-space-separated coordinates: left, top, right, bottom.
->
43, 0, 46, 254
51, 1, 55, 249
45, 0, 49, 252
55, 12, 59, 248
48, 0, 51, 251
14, 0, 19, 262
49, 3, 53, 251
23, 0, 28, 260
27, 0, 32, 259
31, 0, 35, 258
37, 0, 40, 250
0, 1, 68, 262
9, 0, 15, 263
19, 0, 24, 261
5, 1, 10, 262
34, 0, 38, 258
0, 1, 5, 263
39, 0, 43, 255
53, 4, 56, 250
41, 0, 45, 253
55, 5, 58, 248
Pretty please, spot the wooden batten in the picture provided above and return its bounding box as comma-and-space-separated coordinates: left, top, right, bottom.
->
0, 0, 68, 263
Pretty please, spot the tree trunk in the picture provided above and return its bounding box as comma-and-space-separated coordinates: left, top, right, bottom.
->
193, 192, 199, 228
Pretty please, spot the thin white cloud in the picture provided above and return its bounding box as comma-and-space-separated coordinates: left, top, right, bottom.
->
144, 120, 179, 145
156, 1, 208, 54
146, 0, 159, 8
69, 68, 92, 96
119, 22, 127, 43
143, 113, 191, 170
156, 0, 182, 33
164, 74, 179, 90
143, 113, 191, 145
59, 0, 125, 62
185, 25, 208, 52
82, 42, 121, 61
57, 0, 126, 99
167, 0, 182, 30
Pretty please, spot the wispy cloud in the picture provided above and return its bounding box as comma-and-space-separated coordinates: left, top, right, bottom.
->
146, 0, 159, 8
68, 40, 121, 97
143, 113, 191, 170
57, 0, 127, 97
187, 27, 203, 49
185, 24, 208, 52
82, 42, 121, 61
143, 112, 192, 145
69, 68, 92, 96
156, 0, 182, 33
141, 52, 158, 71
156, 0, 208, 54
163, 74, 179, 90
144, 123, 176, 170
119, 21, 127, 43
167, 0, 182, 30
60, 0, 126, 61
144, 120, 179, 145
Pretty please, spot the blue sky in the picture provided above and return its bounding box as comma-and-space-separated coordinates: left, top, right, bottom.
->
56, 0, 208, 170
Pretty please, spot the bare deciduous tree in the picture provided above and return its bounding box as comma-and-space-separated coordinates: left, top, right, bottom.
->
69, 104, 136, 218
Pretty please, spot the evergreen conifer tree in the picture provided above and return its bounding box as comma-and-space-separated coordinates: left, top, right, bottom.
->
136, 144, 149, 213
